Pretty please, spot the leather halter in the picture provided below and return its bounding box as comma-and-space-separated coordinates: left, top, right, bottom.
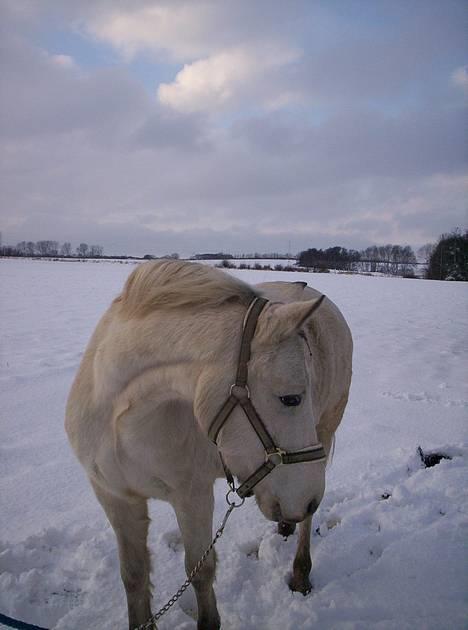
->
208, 295, 327, 500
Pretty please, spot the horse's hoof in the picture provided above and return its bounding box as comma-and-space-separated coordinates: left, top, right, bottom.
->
288, 574, 312, 596
196, 610, 221, 630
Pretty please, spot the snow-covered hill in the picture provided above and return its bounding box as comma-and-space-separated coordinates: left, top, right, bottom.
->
1, 259, 466, 629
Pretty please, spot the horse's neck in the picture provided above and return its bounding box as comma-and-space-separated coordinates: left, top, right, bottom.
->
93, 307, 240, 407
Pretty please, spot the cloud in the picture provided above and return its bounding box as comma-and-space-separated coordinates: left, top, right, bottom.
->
0, 31, 208, 151
158, 44, 300, 113
86, 2, 303, 113
0, 33, 141, 140
0, 0, 466, 256
86, 1, 229, 62
84, 1, 306, 62
42, 1, 468, 115
231, 106, 467, 180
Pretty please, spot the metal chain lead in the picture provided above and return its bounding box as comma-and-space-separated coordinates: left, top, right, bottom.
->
133, 491, 244, 630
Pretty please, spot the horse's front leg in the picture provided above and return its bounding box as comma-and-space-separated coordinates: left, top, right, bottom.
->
91, 480, 153, 629
173, 486, 220, 630
288, 514, 313, 595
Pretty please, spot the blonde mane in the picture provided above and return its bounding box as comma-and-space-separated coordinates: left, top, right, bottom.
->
116, 259, 258, 318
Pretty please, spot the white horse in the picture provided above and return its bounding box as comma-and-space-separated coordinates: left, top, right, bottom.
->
65, 260, 352, 629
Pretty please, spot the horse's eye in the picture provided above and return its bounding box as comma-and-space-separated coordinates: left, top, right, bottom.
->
279, 395, 302, 407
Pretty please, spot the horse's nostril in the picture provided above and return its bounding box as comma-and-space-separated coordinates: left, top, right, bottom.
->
307, 500, 318, 515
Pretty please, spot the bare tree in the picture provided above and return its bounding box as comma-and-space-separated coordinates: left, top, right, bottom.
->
359, 243, 416, 275
399, 245, 417, 276
36, 241, 49, 256
89, 244, 104, 257
76, 243, 89, 257
16, 241, 28, 255
417, 243, 435, 264
36, 240, 59, 256
61, 242, 72, 256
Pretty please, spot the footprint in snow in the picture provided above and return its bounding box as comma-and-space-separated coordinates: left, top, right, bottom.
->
315, 516, 342, 538
238, 539, 260, 559
382, 390, 438, 404
382, 390, 468, 408
0, 526, 106, 626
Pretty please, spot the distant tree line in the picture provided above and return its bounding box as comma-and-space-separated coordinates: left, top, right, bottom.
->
235, 252, 294, 260
0, 240, 104, 258
297, 230, 467, 281
298, 244, 417, 276
2, 229, 465, 281
298, 246, 361, 271
143, 252, 179, 260
217, 260, 301, 272
192, 252, 234, 260
191, 252, 297, 260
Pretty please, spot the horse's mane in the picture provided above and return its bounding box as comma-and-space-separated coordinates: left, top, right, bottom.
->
116, 259, 258, 318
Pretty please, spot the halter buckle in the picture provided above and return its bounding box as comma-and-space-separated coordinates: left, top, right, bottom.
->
230, 384, 250, 401
266, 448, 286, 466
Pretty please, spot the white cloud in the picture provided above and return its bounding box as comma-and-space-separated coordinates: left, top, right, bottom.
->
157, 44, 300, 113
87, 2, 226, 61
87, 3, 303, 113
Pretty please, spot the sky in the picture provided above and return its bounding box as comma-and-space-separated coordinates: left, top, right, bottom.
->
1, 0, 467, 257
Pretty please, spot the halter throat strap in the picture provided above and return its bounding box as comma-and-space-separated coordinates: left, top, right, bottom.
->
207, 295, 327, 500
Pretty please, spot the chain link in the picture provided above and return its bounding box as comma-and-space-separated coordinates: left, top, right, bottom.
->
133, 496, 242, 630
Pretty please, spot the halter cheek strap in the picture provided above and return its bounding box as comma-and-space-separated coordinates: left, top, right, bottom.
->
207, 295, 327, 500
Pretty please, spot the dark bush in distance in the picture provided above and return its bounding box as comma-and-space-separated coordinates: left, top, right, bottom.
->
426, 230, 468, 281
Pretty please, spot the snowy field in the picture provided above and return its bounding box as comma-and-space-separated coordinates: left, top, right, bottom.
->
1, 258, 467, 630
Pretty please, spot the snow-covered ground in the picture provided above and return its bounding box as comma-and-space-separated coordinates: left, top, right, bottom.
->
1, 258, 467, 630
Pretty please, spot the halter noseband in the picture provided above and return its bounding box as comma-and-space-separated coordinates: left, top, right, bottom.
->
208, 296, 327, 500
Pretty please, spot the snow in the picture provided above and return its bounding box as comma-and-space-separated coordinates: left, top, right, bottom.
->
1, 258, 467, 630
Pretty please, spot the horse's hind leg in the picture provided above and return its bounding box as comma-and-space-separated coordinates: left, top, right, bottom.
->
91, 480, 153, 629
288, 515, 313, 595
173, 487, 220, 630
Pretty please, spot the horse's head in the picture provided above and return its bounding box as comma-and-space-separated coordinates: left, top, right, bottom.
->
197, 297, 327, 524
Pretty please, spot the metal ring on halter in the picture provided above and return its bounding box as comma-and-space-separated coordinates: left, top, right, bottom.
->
229, 383, 250, 400
266, 448, 286, 466
226, 488, 245, 508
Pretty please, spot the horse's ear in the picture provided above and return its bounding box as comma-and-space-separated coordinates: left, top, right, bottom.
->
255, 281, 307, 302
260, 295, 325, 343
